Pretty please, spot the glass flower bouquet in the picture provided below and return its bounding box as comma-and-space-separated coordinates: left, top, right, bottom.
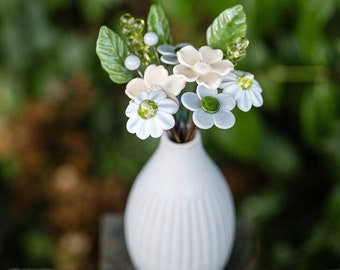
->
96, 4, 263, 143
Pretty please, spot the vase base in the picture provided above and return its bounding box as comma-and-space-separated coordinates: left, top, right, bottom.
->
99, 214, 255, 270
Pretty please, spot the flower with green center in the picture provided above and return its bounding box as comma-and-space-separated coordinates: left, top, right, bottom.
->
125, 90, 179, 139
181, 85, 236, 129
220, 70, 263, 112
125, 64, 186, 103
173, 45, 234, 90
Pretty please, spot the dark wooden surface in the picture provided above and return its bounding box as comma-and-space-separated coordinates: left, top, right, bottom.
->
99, 214, 256, 270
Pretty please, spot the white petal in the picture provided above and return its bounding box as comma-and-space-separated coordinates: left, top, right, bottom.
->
252, 80, 263, 93
199, 46, 223, 63
160, 55, 178, 65
125, 102, 138, 117
237, 91, 252, 112
213, 110, 235, 129
250, 89, 263, 107
193, 110, 214, 129
173, 64, 197, 82
155, 111, 175, 130
157, 45, 175, 55
196, 72, 221, 90
144, 65, 169, 87
149, 90, 167, 103
149, 118, 164, 138
217, 93, 236, 111
126, 115, 142, 133
177, 45, 200, 66
163, 75, 186, 96
125, 78, 148, 99
210, 60, 234, 76
196, 85, 218, 99
222, 82, 242, 99
167, 93, 180, 105
221, 71, 238, 83
181, 92, 201, 111
157, 98, 179, 114
136, 120, 151, 140
134, 91, 150, 104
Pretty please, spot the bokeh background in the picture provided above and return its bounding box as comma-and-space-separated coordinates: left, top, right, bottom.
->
0, 0, 339, 269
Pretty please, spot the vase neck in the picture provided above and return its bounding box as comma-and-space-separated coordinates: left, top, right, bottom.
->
159, 131, 203, 153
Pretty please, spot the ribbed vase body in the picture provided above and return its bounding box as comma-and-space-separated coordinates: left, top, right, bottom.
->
124, 132, 235, 270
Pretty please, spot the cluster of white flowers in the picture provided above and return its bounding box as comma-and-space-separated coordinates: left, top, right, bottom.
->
124, 33, 263, 141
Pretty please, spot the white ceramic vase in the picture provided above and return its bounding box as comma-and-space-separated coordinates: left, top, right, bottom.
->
124, 132, 235, 270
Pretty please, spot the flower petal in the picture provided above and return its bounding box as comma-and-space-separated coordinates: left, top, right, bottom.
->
251, 89, 263, 107
220, 72, 238, 85
196, 85, 218, 99
144, 65, 169, 87
163, 75, 186, 96
193, 110, 214, 129
252, 80, 262, 93
148, 90, 167, 103
155, 111, 175, 130
160, 55, 178, 65
213, 110, 235, 129
157, 45, 175, 55
125, 78, 148, 99
217, 93, 236, 111
196, 72, 221, 90
210, 60, 234, 76
221, 82, 242, 99
181, 92, 201, 111
157, 98, 179, 114
173, 64, 198, 82
199, 46, 223, 63
149, 118, 164, 138
126, 115, 142, 133
177, 45, 200, 66
125, 102, 138, 117
134, 91, 151, 104
237, 91, 252, 112
136, 120, 151, 140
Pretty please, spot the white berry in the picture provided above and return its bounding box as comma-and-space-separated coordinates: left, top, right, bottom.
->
144, 32, 159, 46
124, 55, 141, 70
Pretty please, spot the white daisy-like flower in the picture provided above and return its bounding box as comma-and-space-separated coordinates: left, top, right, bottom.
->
125, 90, 179, 139
125, 64, 186, 102
181, 85, 236, 129
173, 45, 234, 90
220, 70, 263, 112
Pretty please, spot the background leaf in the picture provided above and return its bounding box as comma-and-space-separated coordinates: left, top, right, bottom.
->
96, 26, 133, 84
147, 4, 172, 45
206, 4, 246, 54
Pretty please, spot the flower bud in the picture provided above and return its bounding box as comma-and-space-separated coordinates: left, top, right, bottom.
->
124, 55, 141, 70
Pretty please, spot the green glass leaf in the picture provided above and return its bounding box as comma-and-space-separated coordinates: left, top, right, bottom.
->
147, 4, 172, 45
206, 5, 247, 56
96, 26, 133, 84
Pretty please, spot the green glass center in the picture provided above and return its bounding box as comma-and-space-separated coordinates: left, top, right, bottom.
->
201, 96, 220, 114
138, 100, 158, 119
237, 75, 253, 90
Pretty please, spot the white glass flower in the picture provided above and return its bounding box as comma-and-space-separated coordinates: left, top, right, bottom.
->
181, 85, 236, 129
220, 70, 263, 112
173, 45, 234, 90
125, 64, 186, 102
125, 90, 179, 139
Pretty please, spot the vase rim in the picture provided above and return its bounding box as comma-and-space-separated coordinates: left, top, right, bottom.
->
161, 131, 201, 149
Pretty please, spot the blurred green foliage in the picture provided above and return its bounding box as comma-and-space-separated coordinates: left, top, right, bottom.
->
0, 0, 339, 269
